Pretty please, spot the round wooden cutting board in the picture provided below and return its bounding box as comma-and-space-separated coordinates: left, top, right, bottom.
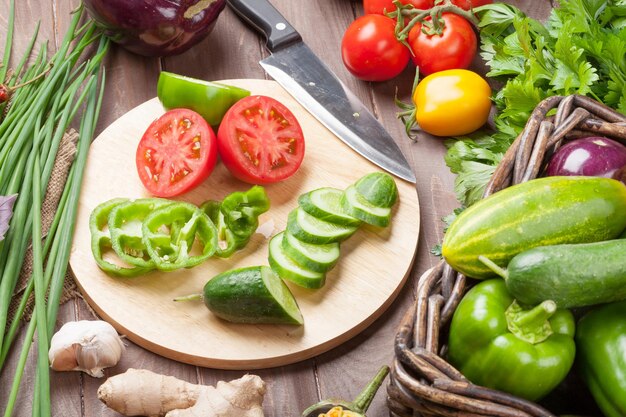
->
69, 79, 420, 370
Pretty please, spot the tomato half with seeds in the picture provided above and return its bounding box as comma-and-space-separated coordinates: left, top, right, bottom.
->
136, 108, 217, 197
217, 95, 305, 184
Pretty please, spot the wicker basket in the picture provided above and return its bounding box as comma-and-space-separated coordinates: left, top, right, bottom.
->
387, 95, 626, 417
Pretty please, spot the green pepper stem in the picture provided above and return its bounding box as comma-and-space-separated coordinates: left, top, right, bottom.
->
351, 365, 390, 413
173, 293, 203, 302
478, 255, 509, 280
506, 300, 557, 344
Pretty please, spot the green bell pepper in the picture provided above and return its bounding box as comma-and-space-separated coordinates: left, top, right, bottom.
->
141, 202, 217, 271
157, 71, 250, 126
200, 186, 270, 258
89, 198, 153, 277
221, 185, 270, 239
200, 199, 238, 258
108, 198, 173, 268
576, 300, 626, 417
447, 279, 576, 401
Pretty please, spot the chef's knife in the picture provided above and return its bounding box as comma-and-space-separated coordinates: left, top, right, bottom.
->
227, 0, 416, 184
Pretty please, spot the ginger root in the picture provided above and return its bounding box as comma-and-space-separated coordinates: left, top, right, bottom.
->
166, 374, 265, 417
97, 368, 265, 417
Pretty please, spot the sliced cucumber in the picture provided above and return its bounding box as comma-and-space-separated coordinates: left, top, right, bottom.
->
286, 208, 357, 244
341, 185, 391, 227
202, 266, 303, 325
354, 172, 398, 208
269, 232, 326, 289
298, 188, 361, 227
281, 230, 340, 273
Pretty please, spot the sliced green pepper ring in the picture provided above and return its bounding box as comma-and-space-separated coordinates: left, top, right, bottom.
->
200, 200, 238, 258
157, 71, 250, 126
108, 198, 173, 268
221, 185, 270, 239
89, 198, 153, 277
142, 202, 218, 271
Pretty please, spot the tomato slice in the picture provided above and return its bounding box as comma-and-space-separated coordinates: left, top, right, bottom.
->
217, 95, 305, 184
136, 108, 218, 197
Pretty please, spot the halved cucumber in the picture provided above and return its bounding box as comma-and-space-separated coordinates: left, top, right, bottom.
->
269, 232, 326, 289
281, 230, 340, 273
202, 266, 303, 325
298, 188, 361, 227
341, 185, 391, 227
286, 208, 357, 244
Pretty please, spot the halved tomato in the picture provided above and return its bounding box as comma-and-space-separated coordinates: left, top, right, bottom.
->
136, 108, 217, 197
217, 95, 305, 184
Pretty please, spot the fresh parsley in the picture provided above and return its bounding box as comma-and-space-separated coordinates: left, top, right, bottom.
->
447, 0, 626, 206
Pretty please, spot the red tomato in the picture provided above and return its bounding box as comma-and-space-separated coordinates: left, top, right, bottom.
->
341, 15, 411, 82
408, 13, 477, 76
451, 0, 493, 10
217, 95, 305, 184
136, 109, 217, 197
363, 0, 434, 14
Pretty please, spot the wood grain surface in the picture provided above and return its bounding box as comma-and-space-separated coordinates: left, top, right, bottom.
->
0, 0, 556, 415
69, 79, 420, 369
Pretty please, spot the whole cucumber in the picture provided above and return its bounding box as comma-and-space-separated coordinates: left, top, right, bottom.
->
503, 239, 626, 309
442, 176, 626, 279
203, 266, 303, 325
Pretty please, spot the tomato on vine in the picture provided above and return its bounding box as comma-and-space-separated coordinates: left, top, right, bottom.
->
407, 12, 477, 75
341, 14, 411, 82
363, 0, 434, 15
451, 0, 493, 10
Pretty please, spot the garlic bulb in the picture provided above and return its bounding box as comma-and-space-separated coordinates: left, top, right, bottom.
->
48, 320, 125, 378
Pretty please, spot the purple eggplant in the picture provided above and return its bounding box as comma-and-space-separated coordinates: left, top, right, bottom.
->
546, 136, 626, 179
84, 0, 227, 57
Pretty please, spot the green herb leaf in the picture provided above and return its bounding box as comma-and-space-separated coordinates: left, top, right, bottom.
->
444, 0, 626, 207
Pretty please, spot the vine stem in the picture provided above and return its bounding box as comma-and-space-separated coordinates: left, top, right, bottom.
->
389, 0, 479, 43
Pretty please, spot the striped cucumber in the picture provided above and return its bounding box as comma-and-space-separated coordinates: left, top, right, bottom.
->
442, 177, 626, 279
480, 239, 626, 309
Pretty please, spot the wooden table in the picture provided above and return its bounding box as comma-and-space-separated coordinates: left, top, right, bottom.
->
0, 1, 553, 415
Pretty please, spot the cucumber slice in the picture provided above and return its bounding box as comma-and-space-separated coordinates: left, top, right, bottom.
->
298, 188, 361, 227
341, 185, 391, 227
281, 230, 340, 273
269, 232, 326, 289
286, 208, 357, 244
203, 266, 303, 325
354, 172, 398, 208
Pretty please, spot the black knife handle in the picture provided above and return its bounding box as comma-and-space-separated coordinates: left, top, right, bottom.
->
227, 0, 302, 52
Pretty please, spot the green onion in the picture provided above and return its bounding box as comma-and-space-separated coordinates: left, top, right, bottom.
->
0, 4, 109, 416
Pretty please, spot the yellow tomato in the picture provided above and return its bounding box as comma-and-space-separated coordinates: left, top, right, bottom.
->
413, 69, 492, 137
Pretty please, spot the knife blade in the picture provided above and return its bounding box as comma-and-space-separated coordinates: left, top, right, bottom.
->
226, 0, 416, 184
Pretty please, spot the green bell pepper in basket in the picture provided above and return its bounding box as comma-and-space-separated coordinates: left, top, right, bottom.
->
576, 300, 626, 417
447, 279, 576, 402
